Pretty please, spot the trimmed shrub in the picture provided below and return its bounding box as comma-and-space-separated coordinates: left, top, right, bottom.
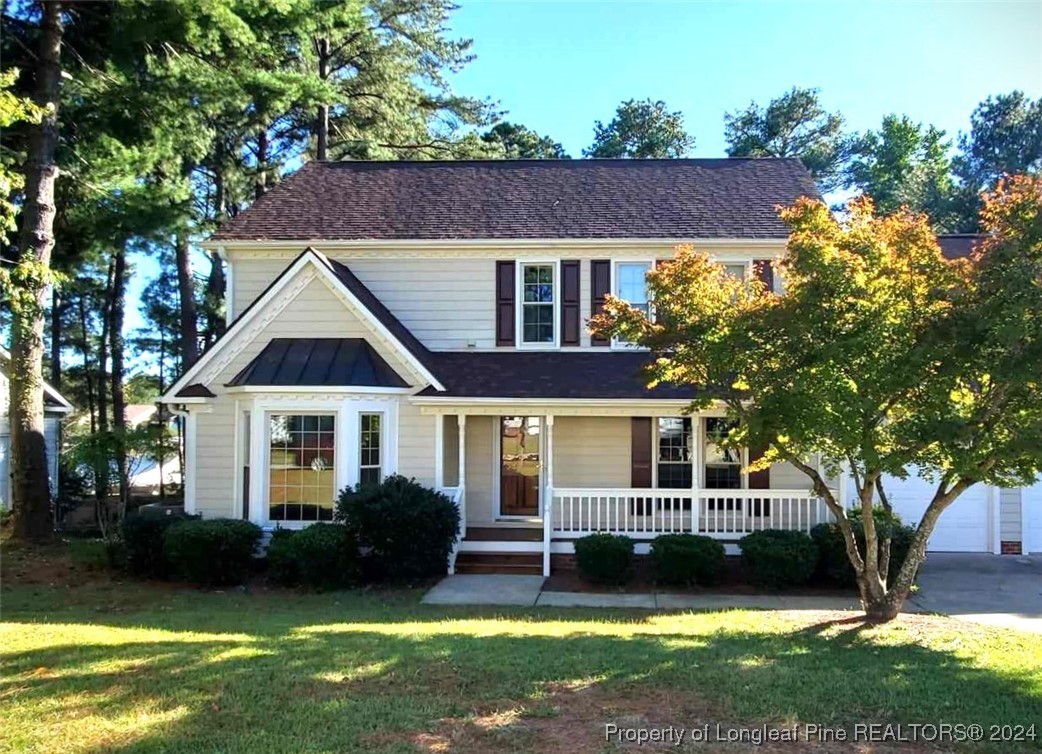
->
812, 507, 916, 588
574, 533, 635, 585
121, 510, 197, 579
163, 518, 262, 586
650, 534, 726, 586
335, 475, 459, 582
739, 529, 818, 588
265, 524, 359, 591
265, 528, 300, 586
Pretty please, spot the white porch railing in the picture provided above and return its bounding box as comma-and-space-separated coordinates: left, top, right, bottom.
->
550, 487, 833, 539
440, 486, 465, 574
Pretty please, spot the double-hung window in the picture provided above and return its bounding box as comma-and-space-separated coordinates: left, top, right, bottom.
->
657, 417, 693, 489
359, 412, 383, 486
616, 262, 652, 319
704, 418, 742, 489
615, 262, 652, 346
520, 263, 556, 345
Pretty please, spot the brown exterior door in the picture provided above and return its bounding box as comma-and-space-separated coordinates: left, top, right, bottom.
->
499, 416, 541, 516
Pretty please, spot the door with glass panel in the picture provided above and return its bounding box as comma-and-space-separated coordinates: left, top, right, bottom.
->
499, 416, 541, 517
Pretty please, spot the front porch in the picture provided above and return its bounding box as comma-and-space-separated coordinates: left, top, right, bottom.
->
427, 408, 841, 576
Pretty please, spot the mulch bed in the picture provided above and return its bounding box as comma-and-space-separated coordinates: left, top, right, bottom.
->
545, 556, 854, 597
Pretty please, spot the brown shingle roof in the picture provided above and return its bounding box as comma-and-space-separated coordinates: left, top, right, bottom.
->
417, 351, 711, 400
213, 159, 820, 241
937, 234, 983, 260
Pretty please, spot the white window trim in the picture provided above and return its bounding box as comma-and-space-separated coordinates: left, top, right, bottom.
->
611, 259, 654, 351
492, 415, 545, 521
515, 259, 561, 350
245, 395, 399, 529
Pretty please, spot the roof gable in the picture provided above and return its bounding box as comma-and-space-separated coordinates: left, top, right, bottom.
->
162, 249, 443, 402
213, 158, 820, 242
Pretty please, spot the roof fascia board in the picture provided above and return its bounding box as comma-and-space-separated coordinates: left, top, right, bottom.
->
207, 237, 787, 252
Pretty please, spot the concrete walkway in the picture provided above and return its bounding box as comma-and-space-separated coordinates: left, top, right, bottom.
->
422, 574, 859, 611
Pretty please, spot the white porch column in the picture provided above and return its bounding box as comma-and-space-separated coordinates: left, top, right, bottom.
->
837, 460, 850, 515
434, 414, 444, 490
691, 415, 701, 534
543, 414, 554, 577
457, 414, 466, 539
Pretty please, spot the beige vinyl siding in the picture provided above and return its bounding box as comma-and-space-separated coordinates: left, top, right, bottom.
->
463, 416, 496, 524
231, 257, 286, 320
230, 256, 497, 351
397, 400, 435, 488
227, 246, 783, 351
1000, 488, 1022, 542
553, 417, 631, 488
194, 399, 237, 519
768, 460, 813, 492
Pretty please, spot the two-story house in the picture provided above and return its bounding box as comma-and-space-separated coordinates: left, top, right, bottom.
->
160, 159, 1039, 574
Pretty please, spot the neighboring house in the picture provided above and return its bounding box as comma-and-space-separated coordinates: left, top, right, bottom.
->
123, 404, 182, 495
0, 347, 74, 508
159, 159, 1037, 574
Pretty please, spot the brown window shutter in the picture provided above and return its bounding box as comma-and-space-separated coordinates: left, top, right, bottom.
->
631, 417, 653, 487
495, 261, 515, 346
748, 442, 771, 516
631, 417, 653, 515
590, 259, 611, 346
753, 259, 774, 293
561, 260, 580, 346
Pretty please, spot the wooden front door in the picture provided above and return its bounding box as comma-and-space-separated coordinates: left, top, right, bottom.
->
499, 416, 541, 517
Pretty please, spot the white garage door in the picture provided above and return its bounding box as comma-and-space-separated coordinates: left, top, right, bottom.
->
1024, 480, 1042, 555
880, 470, 991, 552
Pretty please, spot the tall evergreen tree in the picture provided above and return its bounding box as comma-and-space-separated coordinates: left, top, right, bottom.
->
584, 99, 694, 159
725, 87, 849, 192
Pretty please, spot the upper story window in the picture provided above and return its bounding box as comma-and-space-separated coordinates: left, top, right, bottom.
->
616, 262, 652, 318
520, 263, 556, 345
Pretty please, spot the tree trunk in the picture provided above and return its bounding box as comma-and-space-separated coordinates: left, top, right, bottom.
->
49, 286, 62, 389
175, 231, 198, 368
204, 251, 225, 345
109, 244, 129, 509
315, 37, 330, 160
9, 0, 64, 542
76, 292, 95, 434
255, 127, 269, 199
95, 259, 112, 506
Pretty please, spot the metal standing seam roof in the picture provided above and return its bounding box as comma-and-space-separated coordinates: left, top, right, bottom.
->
226, 338, 409, 389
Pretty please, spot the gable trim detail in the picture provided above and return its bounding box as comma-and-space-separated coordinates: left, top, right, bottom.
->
161, 249, 443, 402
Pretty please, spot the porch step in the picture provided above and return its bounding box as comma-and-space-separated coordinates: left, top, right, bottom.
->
464, 526, 543, 542
454, 551, 543, 575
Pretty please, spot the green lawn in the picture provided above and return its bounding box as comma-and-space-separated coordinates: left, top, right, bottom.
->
2, 552, 1041, 753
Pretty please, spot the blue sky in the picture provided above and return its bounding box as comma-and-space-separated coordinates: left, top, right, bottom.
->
127, 0, 1041, 357
447, 0, 1042, 157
